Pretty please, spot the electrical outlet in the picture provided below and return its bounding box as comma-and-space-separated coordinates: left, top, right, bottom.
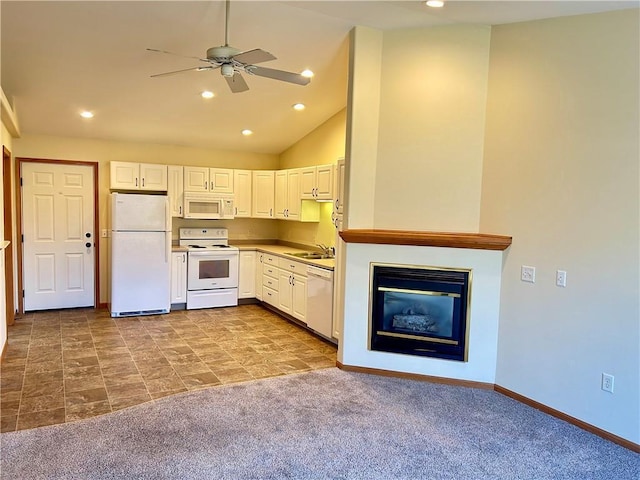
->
602, 373, 614, 393
556, 270, 567, 287
521, 265, 536, 283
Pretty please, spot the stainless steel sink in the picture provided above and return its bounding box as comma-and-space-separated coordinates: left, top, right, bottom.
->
286, 252, 333, 260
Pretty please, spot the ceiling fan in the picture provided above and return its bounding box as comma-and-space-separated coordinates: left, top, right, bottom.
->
147, 0, 310, 93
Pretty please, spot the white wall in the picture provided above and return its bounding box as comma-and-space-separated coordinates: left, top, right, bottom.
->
374, 25, 491, 232
480, 10, 639, 443
344, 26, 383, 230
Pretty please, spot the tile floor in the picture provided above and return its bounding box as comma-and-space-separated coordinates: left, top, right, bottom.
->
0, 304, 337, 432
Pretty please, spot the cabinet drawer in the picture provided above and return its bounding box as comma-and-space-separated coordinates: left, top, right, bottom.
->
263, 286, 279, 307
263, 264, 279, 279
263, 275, 279, 290
278, 258, 307, 274
263, 254, 279, 267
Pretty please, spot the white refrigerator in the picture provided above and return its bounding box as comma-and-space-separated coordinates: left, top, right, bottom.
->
110, 193, 171, 317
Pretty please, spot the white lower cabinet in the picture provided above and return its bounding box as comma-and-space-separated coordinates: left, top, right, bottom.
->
170, 251, 187, 305
262, 255, 280, 308
238, 250, 256, 299
255, 252, 264, 301
277, 257, 307, 323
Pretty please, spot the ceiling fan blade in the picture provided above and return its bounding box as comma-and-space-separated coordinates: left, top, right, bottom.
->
146, 48, 210, 63
150, 66, 217, 78
225, 72, 249, 93
232, 48, 276, 65
245, 66, 310, 86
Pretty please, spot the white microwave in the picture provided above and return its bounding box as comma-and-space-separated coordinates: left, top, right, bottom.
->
183, 193, 235, 219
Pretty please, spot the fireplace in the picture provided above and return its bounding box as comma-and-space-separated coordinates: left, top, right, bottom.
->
369, 263, 471, 362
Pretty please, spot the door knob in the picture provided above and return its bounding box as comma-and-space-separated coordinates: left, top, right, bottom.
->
85, 232, 91, 238
85, 242, 92, 248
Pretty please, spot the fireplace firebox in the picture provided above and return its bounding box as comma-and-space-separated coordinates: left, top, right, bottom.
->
369, 263, 471, 362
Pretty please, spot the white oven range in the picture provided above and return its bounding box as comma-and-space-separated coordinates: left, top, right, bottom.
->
179, 228, 239, 310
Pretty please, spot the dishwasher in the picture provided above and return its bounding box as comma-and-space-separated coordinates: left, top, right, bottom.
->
306, 265, 334, 339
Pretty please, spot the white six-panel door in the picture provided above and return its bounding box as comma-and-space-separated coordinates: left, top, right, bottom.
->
22, 162, 95, 311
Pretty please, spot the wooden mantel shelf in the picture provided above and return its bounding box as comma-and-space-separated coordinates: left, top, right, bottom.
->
339, 229, 512, 251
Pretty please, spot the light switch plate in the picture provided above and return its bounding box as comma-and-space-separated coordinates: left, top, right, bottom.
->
521, 265, 536, 283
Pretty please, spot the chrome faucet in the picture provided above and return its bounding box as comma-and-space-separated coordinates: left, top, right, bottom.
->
316, 243, 333, 257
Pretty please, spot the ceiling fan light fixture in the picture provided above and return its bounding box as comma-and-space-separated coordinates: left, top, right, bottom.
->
426, 0, 445, 7
201, 91, 215, 99
301, 69, 314, 78
221, 64, 235, 77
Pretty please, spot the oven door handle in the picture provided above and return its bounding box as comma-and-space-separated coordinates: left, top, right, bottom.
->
187, 251, 238, 258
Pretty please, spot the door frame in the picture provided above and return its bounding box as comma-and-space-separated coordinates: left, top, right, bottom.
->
16, 158, 100, 314
3, 146, 15, 325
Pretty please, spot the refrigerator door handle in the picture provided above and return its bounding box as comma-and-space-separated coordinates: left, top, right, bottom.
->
166, 231, 171, 263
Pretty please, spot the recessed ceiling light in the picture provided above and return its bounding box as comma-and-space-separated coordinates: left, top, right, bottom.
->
426, 0, 444, 7
80, 111, 94, 119
201, 91, 214, 99
301, 69, 314, 78
241, 129, 253, 136
292, 103, 305, 111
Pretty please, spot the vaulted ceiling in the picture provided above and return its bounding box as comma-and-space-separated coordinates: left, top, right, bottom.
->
1, 1, 635, 153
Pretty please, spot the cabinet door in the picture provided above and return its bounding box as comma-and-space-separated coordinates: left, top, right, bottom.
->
210, 168, 234, 194
292, 274, 307, 323
234, 170, 252, 217
286, 169, 301, 220
255, 253, 263, 301
274, 170, 288, 219
299, 166, 316, 199
110, 161, 140, 190
184, 166, 209, 192
167, 165, 184, 217
238, 250, 256, 299
278, 270, 292, 314
252, 170, 275, 218
170, 252, 187, 304
335, 158, 345, 215
315, 164, 334, 200
140, 163, 168, 191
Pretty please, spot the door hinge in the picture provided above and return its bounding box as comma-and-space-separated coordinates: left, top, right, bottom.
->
20, 177, 23, 187
22, 289, 24, 298
21, 234, 24, 243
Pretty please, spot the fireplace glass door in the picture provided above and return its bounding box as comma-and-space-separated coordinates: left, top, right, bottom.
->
369, 264, 471, 362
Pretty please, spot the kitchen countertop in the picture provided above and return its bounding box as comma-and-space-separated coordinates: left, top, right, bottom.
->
172, 243, 334, 270
235, 244, 335, 270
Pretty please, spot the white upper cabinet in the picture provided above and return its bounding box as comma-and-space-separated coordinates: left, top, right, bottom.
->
274, 169, 302, 221
167, 165, 184, 218
300, 165, 334, 200
274, 170, 288, 220
110, 162, 168, 191
276, 169, 319, 222
252, 170, 275, 218
233, 169, 252, 217
184, 166, 234, 194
